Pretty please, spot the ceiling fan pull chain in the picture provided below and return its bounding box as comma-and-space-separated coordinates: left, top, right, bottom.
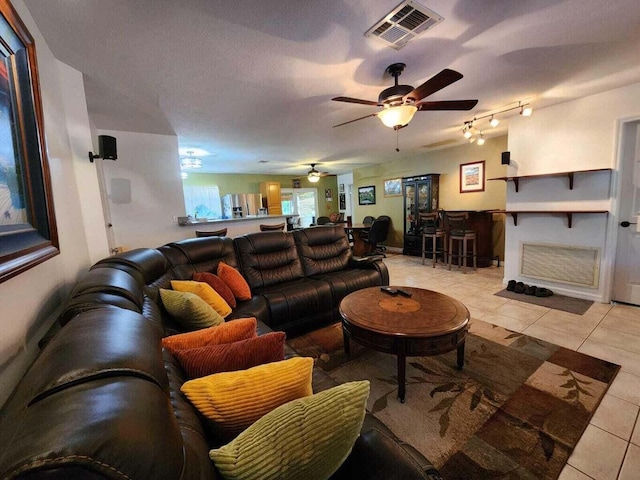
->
396, 127, 400, 152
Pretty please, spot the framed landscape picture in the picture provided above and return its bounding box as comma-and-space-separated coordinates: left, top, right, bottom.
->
460, 160, 485, 193
358, 185, 376, 205
383, 178, 402, 196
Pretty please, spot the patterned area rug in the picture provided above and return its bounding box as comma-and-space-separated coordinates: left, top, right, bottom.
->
288, 320, 619, 480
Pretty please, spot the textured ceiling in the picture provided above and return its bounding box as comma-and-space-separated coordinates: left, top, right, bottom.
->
23, 0, 640, 176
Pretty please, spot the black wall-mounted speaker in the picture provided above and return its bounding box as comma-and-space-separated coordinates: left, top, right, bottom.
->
501, 151, 511, 165
99, 135, 117, 160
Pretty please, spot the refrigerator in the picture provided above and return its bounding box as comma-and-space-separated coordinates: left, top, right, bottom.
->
222, 193, 263, 218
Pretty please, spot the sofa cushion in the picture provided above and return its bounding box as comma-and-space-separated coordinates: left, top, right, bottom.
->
209, 380, 370, 480
174, 332, 286, 378
234, 232, 305, 289
310, 268, 382, 307
159, 288, 224, 330
181, 357, 313, 440
162, 317, 258, 354
170, 280, 232, 317
92, 247, 169, 286
193, 271, 237, 308
69, 267, 143, 310
217, 262, 252, 300
293, 226, 352, 276
160, 236, 239, 281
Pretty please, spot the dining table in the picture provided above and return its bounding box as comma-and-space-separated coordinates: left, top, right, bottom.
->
344, 223, 373, 257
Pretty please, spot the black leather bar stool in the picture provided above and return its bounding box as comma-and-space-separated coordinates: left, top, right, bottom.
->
260, 223, 285, 231
195, 228, 227, 237
446, 212, 477, 273
420, 212, 446, 268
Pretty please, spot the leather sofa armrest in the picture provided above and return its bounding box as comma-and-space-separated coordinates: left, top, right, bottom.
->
347, 256, 389, 285
334, 425, 443, 480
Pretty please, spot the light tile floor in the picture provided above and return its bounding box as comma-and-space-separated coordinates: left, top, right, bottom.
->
383, 254, 640, 480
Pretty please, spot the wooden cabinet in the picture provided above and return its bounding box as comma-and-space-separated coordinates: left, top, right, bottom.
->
402, 174, 440, 256
260, 181, 282, 215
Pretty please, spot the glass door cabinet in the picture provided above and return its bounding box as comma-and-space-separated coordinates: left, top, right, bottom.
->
402, 174, 440, 256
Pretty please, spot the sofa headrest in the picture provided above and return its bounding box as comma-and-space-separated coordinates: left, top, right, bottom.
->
159, 236, 238, 279
70, 267, 143, 310
293, 226, 352, 276
92, 248, 168, 285
234, 232, 304, 288
26, 307, 168, 406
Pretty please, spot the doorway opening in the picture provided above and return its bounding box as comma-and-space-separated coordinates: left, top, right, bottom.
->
281, 188, 318, 228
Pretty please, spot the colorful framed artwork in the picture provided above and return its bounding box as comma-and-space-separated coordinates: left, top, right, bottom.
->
0, 2, 59, 283
383, 178, 402, 196
325, 189, 332, 201
459, 160, 485, 193
358, 186, 376, 205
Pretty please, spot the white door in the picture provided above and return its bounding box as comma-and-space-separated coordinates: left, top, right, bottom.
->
612, 120, 640, 305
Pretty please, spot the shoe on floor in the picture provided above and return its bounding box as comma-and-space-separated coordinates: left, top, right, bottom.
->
525, 285, 538, 296
514, 282, 527, 294
507, 280, 516, 291
535, 288, 554, 297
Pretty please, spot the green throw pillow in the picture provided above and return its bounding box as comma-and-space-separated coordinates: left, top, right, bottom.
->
209, 380, 370, 480
159, 288, 224, 330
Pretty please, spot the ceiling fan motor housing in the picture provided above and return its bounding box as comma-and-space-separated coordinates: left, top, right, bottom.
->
379, 84, 414, 105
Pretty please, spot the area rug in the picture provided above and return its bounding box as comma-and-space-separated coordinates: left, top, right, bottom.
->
494, 288, 594, 315
289, 320, 619, 480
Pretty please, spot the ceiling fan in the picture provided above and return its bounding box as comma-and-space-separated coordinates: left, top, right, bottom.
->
307, 163, 329, 183
332, 63, 478, 129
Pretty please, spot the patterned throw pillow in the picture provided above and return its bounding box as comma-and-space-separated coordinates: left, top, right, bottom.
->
159, 289, 224, 331
217, 262, 252, 301
193, 272, 237, 308
209, 381, 370, 480
174, 332, 286, 378
170, 280, 232, 318
162, 317, 257, 355
181, 357, 313, 440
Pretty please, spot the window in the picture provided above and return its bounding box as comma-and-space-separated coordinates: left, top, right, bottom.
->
183, 185, 222, 219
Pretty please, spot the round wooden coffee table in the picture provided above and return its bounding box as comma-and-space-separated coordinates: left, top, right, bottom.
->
339, 286, 469, 402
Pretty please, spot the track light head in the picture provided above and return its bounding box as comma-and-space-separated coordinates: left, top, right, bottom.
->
520, 104, 533, 116
489, 115, 499, 128
477, 133, 485, 146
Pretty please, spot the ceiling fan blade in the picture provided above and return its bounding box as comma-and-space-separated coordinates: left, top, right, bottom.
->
403, 69, 463, 103
332, 96, 381, 106
332, 113, 379, 128
416, 99, 479, 111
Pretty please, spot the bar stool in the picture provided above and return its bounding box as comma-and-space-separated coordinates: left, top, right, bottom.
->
446, 212, 477, 273
260, 223, 285, 231
195, 228, 227, 237
420, 212, 446, 268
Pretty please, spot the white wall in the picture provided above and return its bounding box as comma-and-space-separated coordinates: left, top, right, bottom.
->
337, 172, 353, 220
0, 1, 104, 407
505, 82, 640, 301
97, 129, 189, 250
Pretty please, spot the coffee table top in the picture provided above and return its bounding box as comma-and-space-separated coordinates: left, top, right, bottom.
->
339, 286, 469, 337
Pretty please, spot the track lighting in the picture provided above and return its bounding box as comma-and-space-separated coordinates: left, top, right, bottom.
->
461, 100, 532, 146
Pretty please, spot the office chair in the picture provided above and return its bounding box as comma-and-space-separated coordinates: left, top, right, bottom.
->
361, 216, 390, 257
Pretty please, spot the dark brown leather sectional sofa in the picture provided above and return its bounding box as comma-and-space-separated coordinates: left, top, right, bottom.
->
0, 226, 443, 479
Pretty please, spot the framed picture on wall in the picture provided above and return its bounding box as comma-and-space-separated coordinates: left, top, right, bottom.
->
459, 160, 485, 193
339, 193, 346, 210
358, 186, 376, 205
325, 189, 333, 201
383, 178, 402, 196
339, 183, 345, 193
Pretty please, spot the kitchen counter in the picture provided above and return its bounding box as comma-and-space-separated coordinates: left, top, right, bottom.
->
178, 215, 297, 237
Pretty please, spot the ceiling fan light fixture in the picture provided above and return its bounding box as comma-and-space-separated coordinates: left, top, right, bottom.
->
307, 163, 321, 183
180, 151, 203, 169
378, 104, 418, 128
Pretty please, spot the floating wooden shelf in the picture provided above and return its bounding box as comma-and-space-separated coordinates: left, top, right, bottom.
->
498, 210, 609, 228
488, 168, 611, 192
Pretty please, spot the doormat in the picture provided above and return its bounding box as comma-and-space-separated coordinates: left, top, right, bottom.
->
494, 289, 594, 315
289, 320, 619, 480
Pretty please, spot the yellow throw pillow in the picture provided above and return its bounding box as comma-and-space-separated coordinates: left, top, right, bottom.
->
181, 357, 313, 440
210, 381, 370, 480
159, 288, 224, 330
171, 280, 232, 318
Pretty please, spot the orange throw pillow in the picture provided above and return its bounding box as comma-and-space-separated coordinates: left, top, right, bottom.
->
193, 272, 237, 308
217, 262, 252, 301
174, 332, 286, 378
162, 317, 257, 355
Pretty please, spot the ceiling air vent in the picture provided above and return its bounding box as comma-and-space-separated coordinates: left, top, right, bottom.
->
365, 0, 443, 50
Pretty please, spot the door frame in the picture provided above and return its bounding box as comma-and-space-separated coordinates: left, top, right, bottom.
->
280, 187, 319, 227
604, 114, 640, 303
